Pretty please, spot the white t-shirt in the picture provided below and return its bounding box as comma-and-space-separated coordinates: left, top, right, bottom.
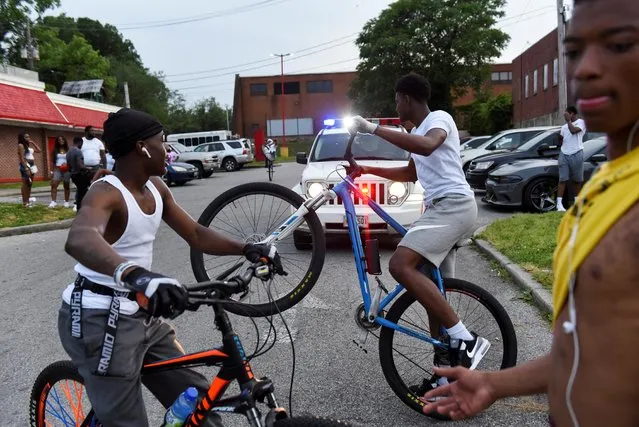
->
411, 111, 474, 204
560, 119, 586, 155
81, 137, 104, 166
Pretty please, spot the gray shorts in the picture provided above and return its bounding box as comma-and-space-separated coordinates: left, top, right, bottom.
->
558, 150, 584, 182
53, 168, 71, 183
398, 194, 477, 277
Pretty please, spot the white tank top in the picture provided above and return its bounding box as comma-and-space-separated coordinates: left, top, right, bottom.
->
62, 175, 163, 315
55, 152, 67, 167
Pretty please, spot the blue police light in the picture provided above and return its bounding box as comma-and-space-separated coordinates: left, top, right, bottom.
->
323, 119, 336, 127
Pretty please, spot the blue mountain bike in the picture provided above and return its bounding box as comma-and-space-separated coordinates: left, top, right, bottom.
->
191, 132, 517, 419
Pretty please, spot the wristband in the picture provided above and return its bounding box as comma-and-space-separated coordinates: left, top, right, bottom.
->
113, 261, 139, 286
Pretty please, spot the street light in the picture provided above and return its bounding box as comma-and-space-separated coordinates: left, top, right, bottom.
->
272, 52, 292, 157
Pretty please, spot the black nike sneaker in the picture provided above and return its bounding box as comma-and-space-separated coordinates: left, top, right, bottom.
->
409, 375, 448, 402
448, 332, 491, 370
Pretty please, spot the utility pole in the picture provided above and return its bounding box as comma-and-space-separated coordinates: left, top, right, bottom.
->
25, 20, 35, 70
272, 53, 291, 157
123, 81, 131, 108
556, 0, 568, 121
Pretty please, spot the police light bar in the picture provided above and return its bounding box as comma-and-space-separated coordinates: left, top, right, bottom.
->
323, 117, 402, 129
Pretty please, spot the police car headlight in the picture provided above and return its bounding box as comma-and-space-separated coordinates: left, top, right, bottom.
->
388, 182, 407, 198
307, 182, 325, 198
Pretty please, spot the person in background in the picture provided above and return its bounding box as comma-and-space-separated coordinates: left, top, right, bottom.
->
17, 132, 42, 207
105, 148, 116, 171
166, 146, 178, 164
82, 126, 107, 172
557, 106, 587, 212
263, 138, 276, 168
67, 136, 91, 212
49, 136, 72, 208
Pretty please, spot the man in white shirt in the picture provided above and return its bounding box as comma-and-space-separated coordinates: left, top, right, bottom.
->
82, 125, 107, 170
557, 106, 587, 211
348, 73, 489, 395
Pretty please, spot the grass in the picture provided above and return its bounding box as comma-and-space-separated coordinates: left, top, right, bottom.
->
478, 212, 564, 290
0, 203, 75, 229
0, 181, 51, 190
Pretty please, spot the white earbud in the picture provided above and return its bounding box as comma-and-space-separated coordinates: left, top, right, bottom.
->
142, 147, 152, 158
563, 321, 575, 334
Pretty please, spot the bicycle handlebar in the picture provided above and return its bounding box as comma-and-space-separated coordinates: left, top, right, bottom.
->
184, 262, 270, 309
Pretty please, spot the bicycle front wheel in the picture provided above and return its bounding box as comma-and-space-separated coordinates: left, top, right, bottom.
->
274, 416, 354, 426
378, 278, 517, 419
268, 162, 274, 181
30, 360, 98, 427
191, 182, 326, 317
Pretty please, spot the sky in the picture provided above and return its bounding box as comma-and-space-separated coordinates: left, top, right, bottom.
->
48, 0, 561, 107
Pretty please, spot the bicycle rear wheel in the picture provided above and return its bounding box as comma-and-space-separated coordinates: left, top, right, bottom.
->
30, 360, 98, 427
191, 182, 326, 317
378, 278, 517, 420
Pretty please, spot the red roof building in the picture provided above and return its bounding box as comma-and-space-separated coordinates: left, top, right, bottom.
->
0, 66, 120, 182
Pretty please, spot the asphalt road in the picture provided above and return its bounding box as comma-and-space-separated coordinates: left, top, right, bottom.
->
0, 163, 550, 426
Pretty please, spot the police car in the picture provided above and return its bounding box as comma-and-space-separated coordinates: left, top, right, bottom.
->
292, 118, 425, 248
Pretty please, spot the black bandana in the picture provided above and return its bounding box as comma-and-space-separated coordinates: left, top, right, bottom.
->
102, 108, 163, 159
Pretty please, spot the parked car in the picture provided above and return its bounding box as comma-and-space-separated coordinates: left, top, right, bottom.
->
162, 161, 199, 186
164, 142, 219, 178
465, 128, 604, 190
193, 139, 254, 172
292, 120, 424, 249
460, 126, 556, 171
483, 137, 608, 212
461, 135, 491, 150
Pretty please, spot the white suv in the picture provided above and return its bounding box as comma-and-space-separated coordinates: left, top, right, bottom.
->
292, 123, 424, 248
194, 139, 255, 172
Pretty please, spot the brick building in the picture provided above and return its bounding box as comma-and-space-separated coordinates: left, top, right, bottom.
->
232, 65, 513, 142
512, 28, 568, 127
232, 71, 356, 140
0, 65, 119, 182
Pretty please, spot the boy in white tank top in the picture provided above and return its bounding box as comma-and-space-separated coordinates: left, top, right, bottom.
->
58, 108, 285, 427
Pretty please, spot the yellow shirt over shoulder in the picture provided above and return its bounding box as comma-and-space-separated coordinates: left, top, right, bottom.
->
552, 146, 639, 321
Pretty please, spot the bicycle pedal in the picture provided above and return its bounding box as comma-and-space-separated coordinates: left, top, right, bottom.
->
352, 339, 368, 354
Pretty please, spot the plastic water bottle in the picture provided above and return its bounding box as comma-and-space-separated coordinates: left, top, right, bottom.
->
163, 387, 198, 427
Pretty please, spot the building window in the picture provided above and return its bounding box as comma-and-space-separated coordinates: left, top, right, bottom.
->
491, 71, 512, 83
525, 74, 529, 98
553, 58, 559, 86
533, 69, 538, 95
273, 81, 301, 95
250, 83, 268, 96
306, 79, 333, 93
543, 64, 549, 91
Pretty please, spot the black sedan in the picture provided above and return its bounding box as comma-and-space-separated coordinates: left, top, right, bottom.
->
162, 161, 199, 186
483, 137, 608, 212
465, 129, 604, 189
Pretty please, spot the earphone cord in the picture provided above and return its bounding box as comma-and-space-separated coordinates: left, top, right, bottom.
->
626, 119, 639, 154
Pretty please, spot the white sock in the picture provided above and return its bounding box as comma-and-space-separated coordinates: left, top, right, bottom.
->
436, 374, 450, 387
557, 197, 563, 204
446, 321, 474, 341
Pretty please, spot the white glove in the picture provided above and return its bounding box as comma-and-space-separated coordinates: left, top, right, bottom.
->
348, 116, 378, 135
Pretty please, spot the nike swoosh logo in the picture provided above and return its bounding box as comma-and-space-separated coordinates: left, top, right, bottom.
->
466, 344, 478, 359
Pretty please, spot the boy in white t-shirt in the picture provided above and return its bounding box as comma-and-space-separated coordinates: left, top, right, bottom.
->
348, 73, 489, 395
557, 106, 587, 211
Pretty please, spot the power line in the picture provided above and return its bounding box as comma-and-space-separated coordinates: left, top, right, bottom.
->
164, 32, 359, 78
38, 0, 291, 31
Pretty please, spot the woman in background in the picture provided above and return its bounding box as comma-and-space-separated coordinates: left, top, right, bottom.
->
49, 136, 72, 208
17, 132, 42, 207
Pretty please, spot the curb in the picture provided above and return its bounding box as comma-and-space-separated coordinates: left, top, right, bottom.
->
0, 218, 74, 238
472, 226, 553, 315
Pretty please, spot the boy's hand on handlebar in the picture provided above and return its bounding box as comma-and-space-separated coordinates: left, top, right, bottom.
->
243, 243, 287, 276
123, 267, 188, 318
346, 161, 365, 178
348, 116, 378, 135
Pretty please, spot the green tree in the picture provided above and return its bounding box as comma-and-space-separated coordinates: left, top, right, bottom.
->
350, 0, 509, 115
166, 96, 228, 134
463, 92, 513, 135
0, 0, 59, 56
32, 27, 116, 94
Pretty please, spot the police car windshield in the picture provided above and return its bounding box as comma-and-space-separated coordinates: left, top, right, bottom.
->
310, 131, 410, 162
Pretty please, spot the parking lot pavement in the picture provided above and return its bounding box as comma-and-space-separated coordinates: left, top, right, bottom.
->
0, 163, 549, 426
